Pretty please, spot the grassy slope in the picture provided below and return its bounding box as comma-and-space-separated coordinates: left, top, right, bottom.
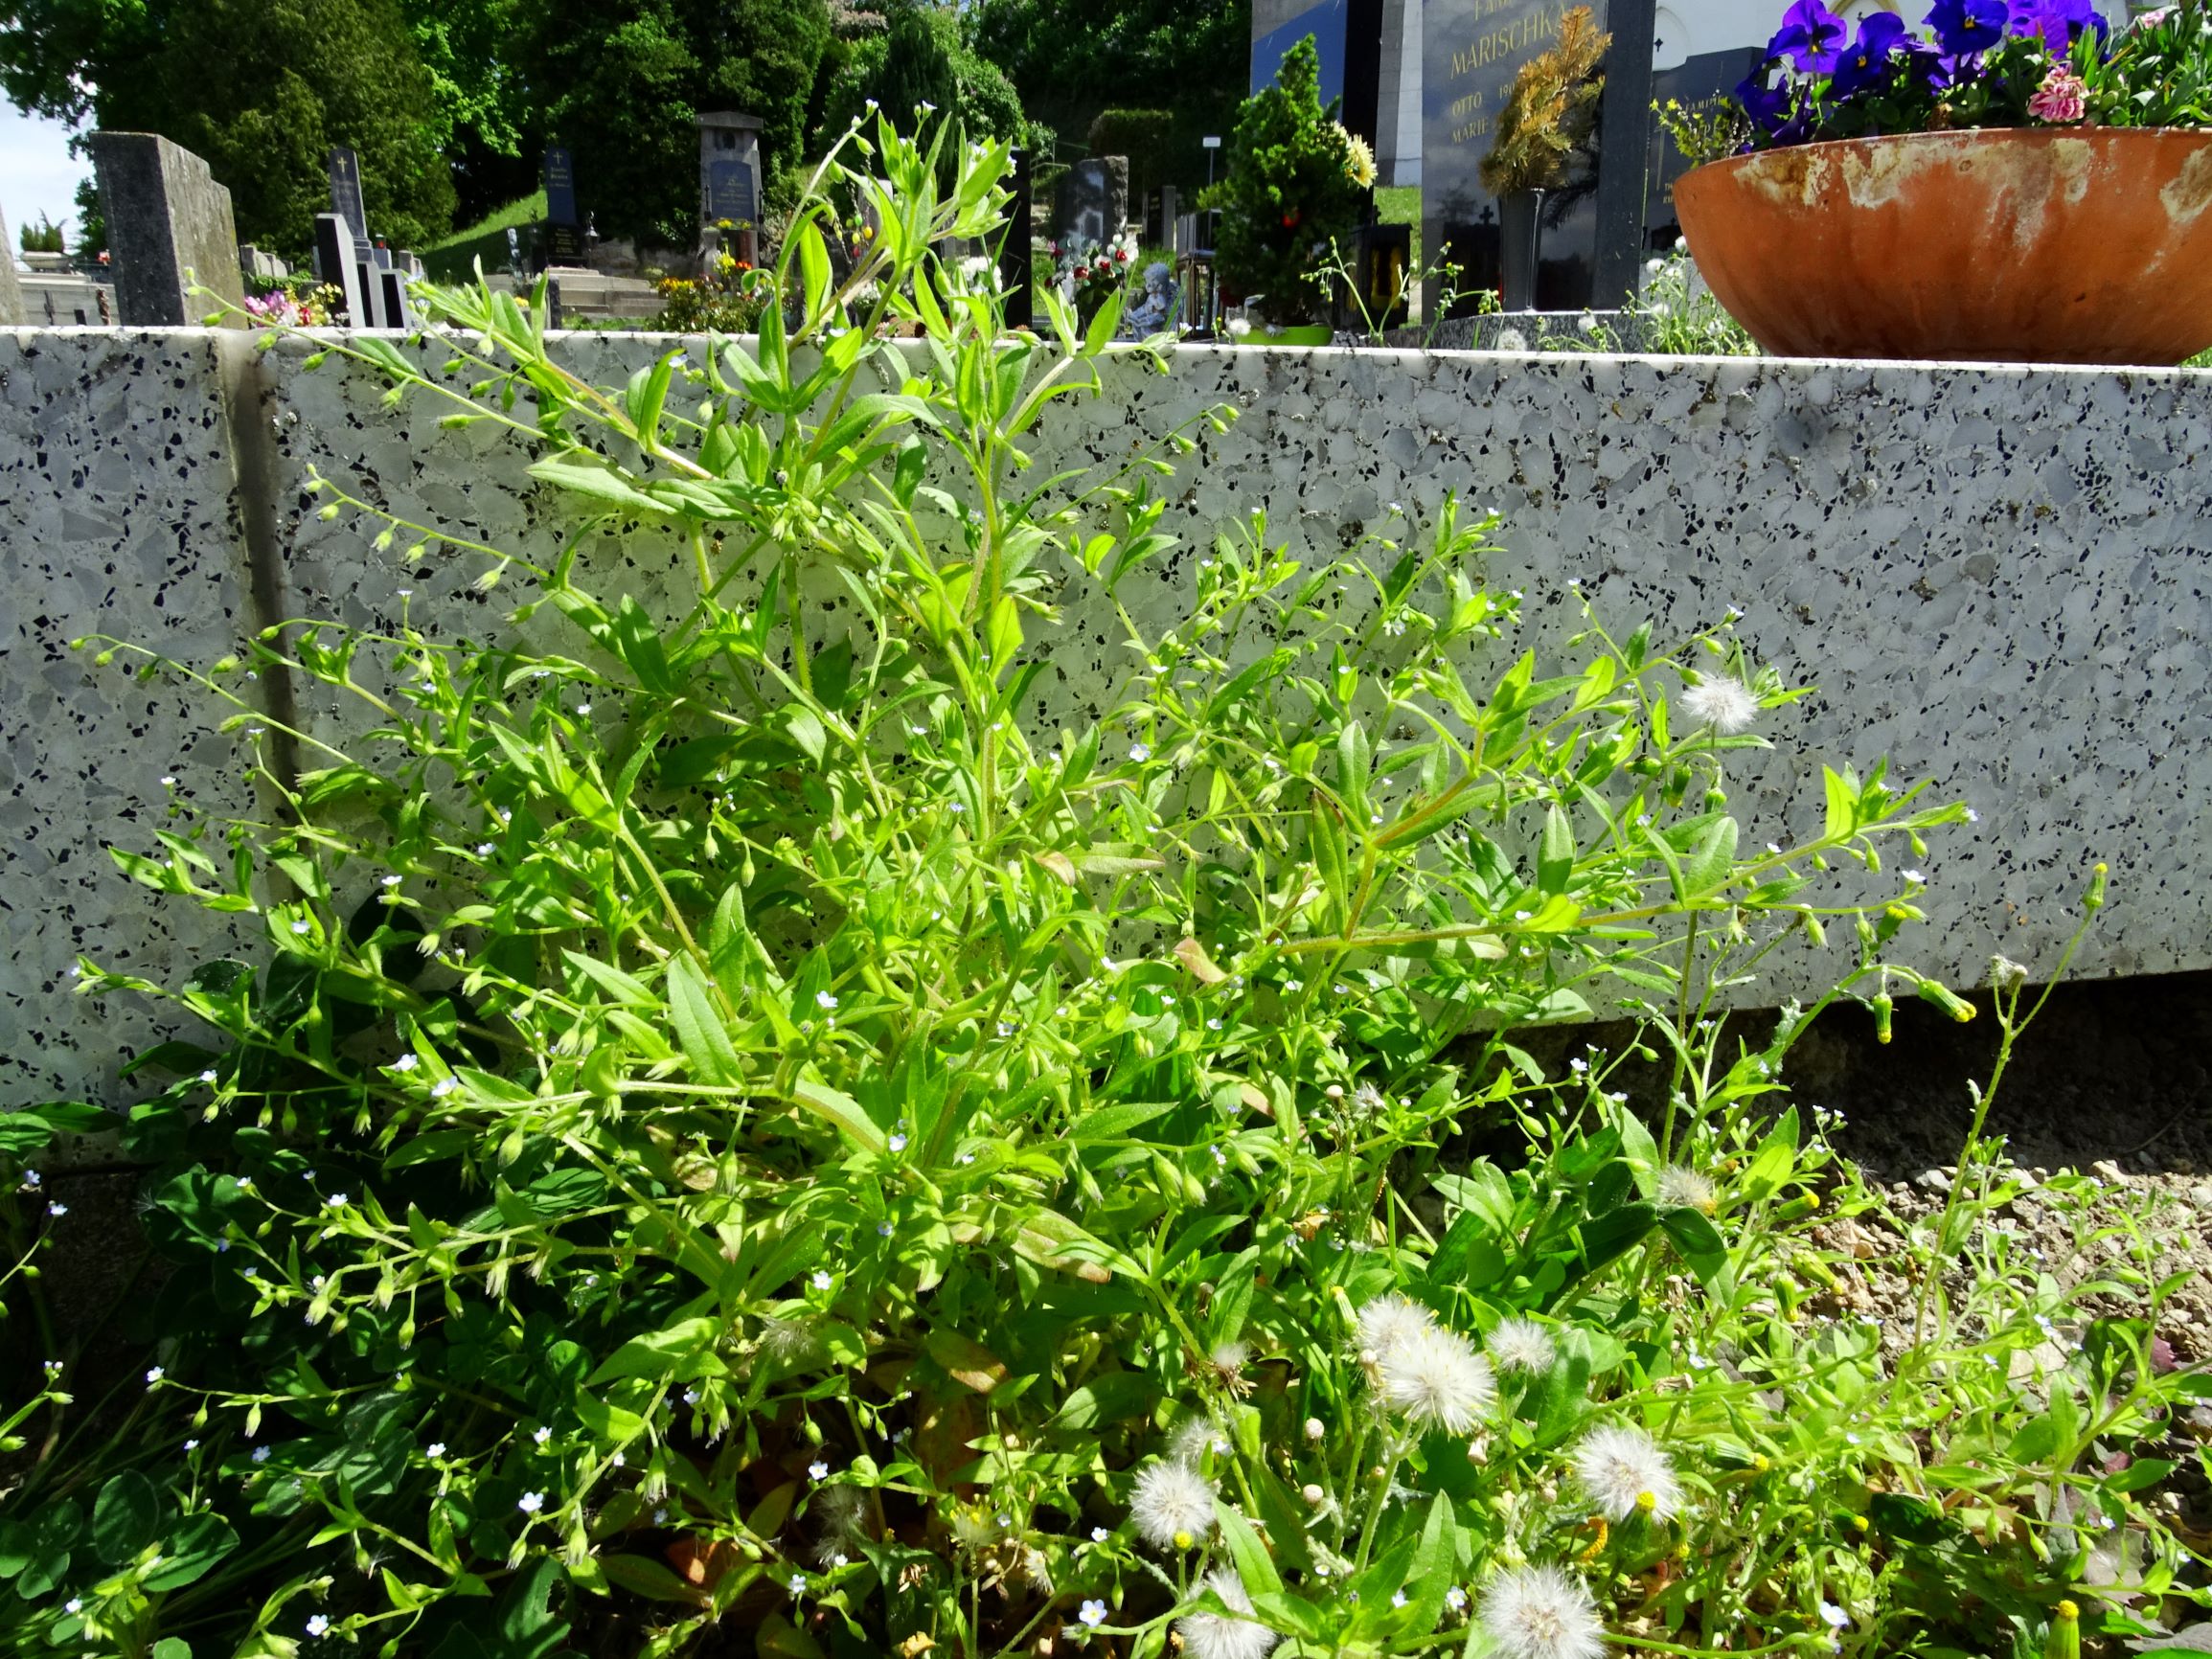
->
427, 191, 548, 254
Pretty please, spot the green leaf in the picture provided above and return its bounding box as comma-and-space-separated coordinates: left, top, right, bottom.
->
1212, 1499, 1282, 1597
587, 1317, 723, 1385
1537, 802, 1575, 896
1679, 814, 1741, 898
142, 1512, 239, 1592
791, 1077, 887, 1152
1051, 1373, 1160, 1431
527, 451, 667, 517
924, 1329, 1010, 1393
151, 1641, 194, 1659
667, 955, 741, 1090
91, 1470, 161, 1566
986, 594, 1022, 667
599, 1554, 705, 1604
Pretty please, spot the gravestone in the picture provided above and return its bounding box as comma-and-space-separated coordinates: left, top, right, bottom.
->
0, 205, 24, 326
698, 112, 764, 249
313, 213, 370, 326
999, 148, 1034, 330
542, 147, 585, 262
1056, 157, 1129, 251
1588, 0, 1657, 307
328, 148, 371, 252
90, 131, 247, 326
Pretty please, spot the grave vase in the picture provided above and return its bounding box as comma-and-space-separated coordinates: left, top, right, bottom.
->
1498, 189, 1545, 312
1676, 127, 2212, 365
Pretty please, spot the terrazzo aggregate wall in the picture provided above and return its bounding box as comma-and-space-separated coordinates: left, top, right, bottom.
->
6, 325, 2212, 1112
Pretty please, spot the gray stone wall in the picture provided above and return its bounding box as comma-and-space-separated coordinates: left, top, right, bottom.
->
6, 327, 2212, 1112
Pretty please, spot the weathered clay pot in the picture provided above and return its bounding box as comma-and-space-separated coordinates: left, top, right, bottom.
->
1675, 127, 2212, 364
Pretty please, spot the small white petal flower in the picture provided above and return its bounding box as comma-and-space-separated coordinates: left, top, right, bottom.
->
430, 1078, 456, 1098
1480, 1564, 1606, 1659
888, 1133, 908, 1151
517, 1490, 545, 1513
1379, 1325, 1496, 1433
816, 989, 838, 1011
291, 919, 312, 935
48, 1202, 68, 1217
427, 1442, 446, 1457
1819, 1601, 1850, 1629
65, 1598, 83, 1614
1129, 1460, 1217, 1549
1081, 1599, 1109, 1627
1447, 1585, 1469, 1611
1486, 1317, 1557, 1375
789, 1573, 807, 1593
1679, 677, 1759, 735
252, 1444, 271, 1463
1572, 1423, 1683, 1522
306, 1615, 331, 1638
1177, 1570, 1279, 1659
324, 1193, 348, 1209
146, 1366, 165, 1383
532, 1425, 551, 1444
1129, 743, 1152, 762
811, 1270, 832, 1289
200, 1068, 218, 1082
1091, 1526, 1110, 1542
810, 1460, 831, 1480
392, 1054, 417, 1072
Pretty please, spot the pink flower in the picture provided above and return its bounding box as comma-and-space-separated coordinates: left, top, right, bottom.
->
2028, 65, 2087, 123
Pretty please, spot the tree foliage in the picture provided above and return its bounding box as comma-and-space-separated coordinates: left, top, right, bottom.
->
971, 0, 1249, 149
516, 0, 832, 246
0, 0, 456, 255
813, 2, 1028, 155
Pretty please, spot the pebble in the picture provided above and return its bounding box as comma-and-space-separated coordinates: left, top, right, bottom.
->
1913, 1168, 1953, 1193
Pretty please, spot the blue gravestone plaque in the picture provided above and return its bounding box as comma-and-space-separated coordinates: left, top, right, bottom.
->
543, 147, 579, 226
706, 156, 755, 224
328, 147, 370, 252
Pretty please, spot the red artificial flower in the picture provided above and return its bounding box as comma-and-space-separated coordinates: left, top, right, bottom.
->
1114, 246, 1129, 261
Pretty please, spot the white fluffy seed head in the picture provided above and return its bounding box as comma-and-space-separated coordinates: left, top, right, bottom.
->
1654, 1164, 1720, 1214
1573, 1423, 1684, 1522
1355, 1293, 1435, 1363
1171, 1416, 1229, 1466
1680, 677, 1760, 735
1129, 1459, 1217, 1549
1176, 1570, 1281, 1659
1480, 1563, 1607, 1659
1486, 1317, 1558, 1375
1379, 1325, 1496, 1434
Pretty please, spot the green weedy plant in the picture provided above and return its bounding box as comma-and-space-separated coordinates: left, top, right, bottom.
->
7, 113, 2207, 1659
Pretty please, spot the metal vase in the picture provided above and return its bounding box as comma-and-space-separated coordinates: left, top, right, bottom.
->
1499, 189, 1545, 312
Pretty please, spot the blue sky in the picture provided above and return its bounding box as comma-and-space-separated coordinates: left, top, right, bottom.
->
2, 104, 89, 244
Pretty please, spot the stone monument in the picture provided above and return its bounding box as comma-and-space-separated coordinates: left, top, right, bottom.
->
0, 204, 24, 326
89, 132, 246, 326
1056, 157, 1129, 250
698, 112, 764, 264
543, 146, 584, 263
313, 214, 370, 327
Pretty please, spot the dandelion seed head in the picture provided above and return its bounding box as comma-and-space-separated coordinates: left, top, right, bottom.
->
1573, 1423, 1683, 1522
1176, 1570, 1279, 1659
1486, 1317, 1557, 1375
1680, 677, 1759, 735
1380, 1325, 1495, 1433
1355, 1293, 1434, 1362
1129, 1459, 1216, 1549
1480, 1564, 1606, 1659
1655, 1165, 1719, 1215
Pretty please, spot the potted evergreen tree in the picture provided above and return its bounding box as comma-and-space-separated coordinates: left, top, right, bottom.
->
1207, 35, 1371, 343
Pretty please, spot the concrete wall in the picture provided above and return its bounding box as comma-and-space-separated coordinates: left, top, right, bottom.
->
6, 326, 2212, 1112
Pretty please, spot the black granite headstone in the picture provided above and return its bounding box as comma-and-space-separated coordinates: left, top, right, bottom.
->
328, 148, 370, 253
90, 131, 247, 326
999, 148, 1033, 330
1588, 0, 1657, 307
544, 147, 579, 227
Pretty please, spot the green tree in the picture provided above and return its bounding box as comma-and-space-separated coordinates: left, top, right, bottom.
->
0, 0, 455, 256
1205, 34, 1363, 326
399, 0, 537, 223
813, 2, 1026, 155
517, 0, 832, 247
970, 0, 1248, 155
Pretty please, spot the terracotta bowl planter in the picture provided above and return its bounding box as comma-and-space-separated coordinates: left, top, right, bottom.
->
1675, 127, 2212, 364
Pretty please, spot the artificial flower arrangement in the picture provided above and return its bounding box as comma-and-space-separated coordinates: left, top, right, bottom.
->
1733, 0, 2212, 148
1050, 228, 1139, 326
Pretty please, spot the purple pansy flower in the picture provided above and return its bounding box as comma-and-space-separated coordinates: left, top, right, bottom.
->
2012, 0, 2103, 45
1769, 0, 1850, 69
1736, 67, 1797, 131
1926, 0, 2011, 55
1831, 11, 1911, 94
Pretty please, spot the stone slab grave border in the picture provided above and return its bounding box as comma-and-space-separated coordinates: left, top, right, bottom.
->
5, 327, 2209, 1124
